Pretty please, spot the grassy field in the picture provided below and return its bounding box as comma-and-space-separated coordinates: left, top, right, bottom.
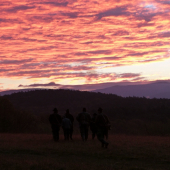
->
0, 134, 170, 170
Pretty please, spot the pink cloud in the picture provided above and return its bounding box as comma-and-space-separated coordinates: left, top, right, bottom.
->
0, 0, 170, 85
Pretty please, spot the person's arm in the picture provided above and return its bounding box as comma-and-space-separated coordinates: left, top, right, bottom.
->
88, 114, 92, 123
71, 115, 74, 123
59, 115, 62, 124
76, 113, 80, 122
69, 120, 72, 127
49, 115, 52, 124
105, 115, 110, 124
95, 115, 99, 126
49, 115, 55, 125
105, 115, 111, 129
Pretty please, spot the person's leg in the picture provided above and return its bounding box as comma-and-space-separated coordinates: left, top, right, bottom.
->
92, 131, 95, 139
56, 127, 60, 141
94, 130, 96, 139
80, 125, 85, 141
70, 126, 73, 140
67, 129, 70, 140
97, 128, 109, 148
52, 131, 57, 141
97, 130, 104, 146
104, 128, 108, 139
91, 128, 96, 139
85, 127, 88, 141
52, 126, 58, 141
63, 128, 67, 140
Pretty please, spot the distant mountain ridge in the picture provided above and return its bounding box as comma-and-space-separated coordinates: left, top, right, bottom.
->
0, 88, 42, 96
1, 81, 170, 99
93, 82, 170, 99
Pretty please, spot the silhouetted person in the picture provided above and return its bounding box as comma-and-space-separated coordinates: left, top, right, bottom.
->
95, 107, 109, 148
62, 115, 72, 141
90, 113, 97, 139
104, 115, 111, 140
65, 109, 74, 140
76, 108, 91, 141
49, 108, 62, 141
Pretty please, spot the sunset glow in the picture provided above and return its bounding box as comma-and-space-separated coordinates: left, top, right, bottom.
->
0, 0, 170, 91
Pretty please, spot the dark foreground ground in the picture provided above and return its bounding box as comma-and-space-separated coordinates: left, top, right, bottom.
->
0, 134, 170, 170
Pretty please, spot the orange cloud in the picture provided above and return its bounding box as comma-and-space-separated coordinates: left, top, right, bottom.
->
0, 0, 170, 86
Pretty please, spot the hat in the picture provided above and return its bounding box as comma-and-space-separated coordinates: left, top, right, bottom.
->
83, 108, 86, 112
98, 107, 103, 112
53, 108, 58, 112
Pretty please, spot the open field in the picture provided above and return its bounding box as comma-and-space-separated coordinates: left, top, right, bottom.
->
0, 134, 170, 170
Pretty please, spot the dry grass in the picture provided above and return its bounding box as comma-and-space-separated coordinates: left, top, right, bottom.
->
0, 134, 170, 170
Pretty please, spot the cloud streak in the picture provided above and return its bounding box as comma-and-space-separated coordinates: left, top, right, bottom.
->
17, 73, 144, 91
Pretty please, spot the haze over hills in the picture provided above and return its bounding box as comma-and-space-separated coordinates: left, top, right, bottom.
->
1, 81, 170, 99
93, 82, 170, 99
0, 88, 42, 96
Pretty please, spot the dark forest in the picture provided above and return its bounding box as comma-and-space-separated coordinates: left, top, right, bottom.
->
1, 89, 170, 135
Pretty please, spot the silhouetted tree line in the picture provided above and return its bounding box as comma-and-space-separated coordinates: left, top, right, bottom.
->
3, 89, 170, 135
0, 96, 38, 133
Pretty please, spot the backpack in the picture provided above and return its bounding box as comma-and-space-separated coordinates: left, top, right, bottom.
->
77, 112, 90, 125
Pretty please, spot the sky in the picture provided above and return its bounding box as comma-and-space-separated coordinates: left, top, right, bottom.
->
0, 0, 170, 91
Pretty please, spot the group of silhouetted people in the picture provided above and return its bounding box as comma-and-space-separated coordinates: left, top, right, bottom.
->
49, 107, 110, 148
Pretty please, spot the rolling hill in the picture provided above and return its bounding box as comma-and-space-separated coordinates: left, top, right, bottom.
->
93, 82, 170, 99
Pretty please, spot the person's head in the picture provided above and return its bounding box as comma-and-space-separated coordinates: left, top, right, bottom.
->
83, 107, 86, 112
65, 109, 69, 117
53, 108, 58, 114
98, 107, 103, 113
66, 109, 69, 114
